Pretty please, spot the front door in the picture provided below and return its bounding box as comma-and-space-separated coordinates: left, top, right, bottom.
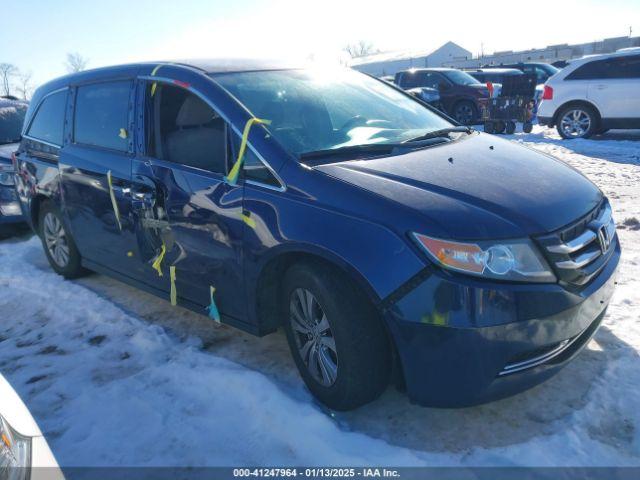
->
60, 80, 143, 277
131, 80, 247, 323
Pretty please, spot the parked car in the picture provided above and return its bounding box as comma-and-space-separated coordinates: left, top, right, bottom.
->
0, 374, 64, 479
465, 67, 523, 86
0, 97, 28, 235
538, 51, 640, 138
15, 60, 619, 410
394, 68, 489, 124
487, 62, 560, 84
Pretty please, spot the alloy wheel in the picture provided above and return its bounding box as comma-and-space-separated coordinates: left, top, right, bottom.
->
560, 109, 591, 138
289, 288, 338, 387
454, 104, 474, 124
43, 212, 70, 268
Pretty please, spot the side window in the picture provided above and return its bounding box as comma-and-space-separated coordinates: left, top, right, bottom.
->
422, 73, 442, 90
230, 134, 281, 188
566, 60, 606, 80
74, 81, 131, 151
605, 56, 640, 79
145, 83, 227, 174
26, 90, 67, 146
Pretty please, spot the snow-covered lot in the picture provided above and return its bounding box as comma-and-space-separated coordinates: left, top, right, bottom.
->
0, 127, 638, 467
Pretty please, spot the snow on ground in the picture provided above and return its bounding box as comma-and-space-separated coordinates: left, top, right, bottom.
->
0, 126, 639, 467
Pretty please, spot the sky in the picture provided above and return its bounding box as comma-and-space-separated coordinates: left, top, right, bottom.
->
1, 0, 639, 94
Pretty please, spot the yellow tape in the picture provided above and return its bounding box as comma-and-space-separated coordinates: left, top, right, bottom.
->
225, 118, 271, 186
241, 213, 256, 229
150, 65, 162, 97
207, 286, 221, 322
106, 170, 122, 231
151, 243, 166, 277
170, 265, 177, 306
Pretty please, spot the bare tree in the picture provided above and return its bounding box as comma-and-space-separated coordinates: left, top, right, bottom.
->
65, 52, 89, 73
343, 41, 379, 59
0, 63, 18, 96
16, 71, 33, 100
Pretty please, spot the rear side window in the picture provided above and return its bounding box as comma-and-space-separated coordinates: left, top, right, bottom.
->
74, 81, 131, 151
566, 60, 607, 80
27, 90, 67, 146
604, 56, 640, 79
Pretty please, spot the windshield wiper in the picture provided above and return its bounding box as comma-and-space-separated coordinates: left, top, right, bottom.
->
299, 143, 405, 160
404, 126, 472, 143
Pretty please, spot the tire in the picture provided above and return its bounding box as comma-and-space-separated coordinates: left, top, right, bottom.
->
556, 104, 599, 139
39, 201, 86, 278
282, 262, 391, 411
483, 121, 494, 134
505, 121, 516, 134
596, 127, 609, 135
494, 121, 506, 134
523, 121, 533, 133
452, 101, 478, 125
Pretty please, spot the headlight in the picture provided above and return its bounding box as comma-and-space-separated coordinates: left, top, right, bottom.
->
0, 414, 31, 480
412, 233, 556, 283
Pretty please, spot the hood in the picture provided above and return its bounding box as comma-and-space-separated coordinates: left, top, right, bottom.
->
315, 132, 602, 239
0, 142, 19, 163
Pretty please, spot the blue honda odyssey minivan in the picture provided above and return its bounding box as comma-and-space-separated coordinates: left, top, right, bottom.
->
14, 60, 619, 410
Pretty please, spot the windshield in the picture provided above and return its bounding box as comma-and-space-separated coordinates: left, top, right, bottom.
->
0, 102, 27, 144
541, 64, 560, 76
442, 70, 480, 86
212, 69, 452, 156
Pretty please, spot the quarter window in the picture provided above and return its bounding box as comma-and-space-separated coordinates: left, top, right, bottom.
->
230, 134, 281, 188
74, 81, 131, 151
27, 90, 67, 146
145, 83, 227, 174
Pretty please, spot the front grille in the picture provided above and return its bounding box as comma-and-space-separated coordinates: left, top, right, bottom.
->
535, 201, 617, 286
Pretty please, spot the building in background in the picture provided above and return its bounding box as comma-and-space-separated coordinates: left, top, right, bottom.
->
350, 41, 472, 76
351, 36, 640, 77
444, 36, 640, 68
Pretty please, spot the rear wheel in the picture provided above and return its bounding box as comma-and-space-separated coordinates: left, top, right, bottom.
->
494, 121, 506, 134
523, 121, 533, 133
282, 262, 391, 411
39, 202, 86, 278
505, 121, 516, 134
556, 104, 598, 139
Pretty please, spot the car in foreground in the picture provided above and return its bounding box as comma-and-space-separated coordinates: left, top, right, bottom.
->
14, 60, 619, 410
538, 50, 640, 138
393, 68, 489, 124
0, 374, 64, 480
0, 97, 28, 235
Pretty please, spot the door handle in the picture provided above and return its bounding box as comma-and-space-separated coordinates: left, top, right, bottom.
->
595, 84, 608, 90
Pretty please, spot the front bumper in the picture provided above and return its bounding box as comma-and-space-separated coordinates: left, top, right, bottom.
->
384, 240, 620, 407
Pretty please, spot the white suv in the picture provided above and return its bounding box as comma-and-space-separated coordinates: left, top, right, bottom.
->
537, 49, 640, 138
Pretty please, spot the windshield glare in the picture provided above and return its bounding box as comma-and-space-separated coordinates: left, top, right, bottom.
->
442, 70, 480, 86
212, 69, 452, 156
0, 103, 27, 144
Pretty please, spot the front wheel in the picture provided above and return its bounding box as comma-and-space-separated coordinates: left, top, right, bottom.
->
556, 105, 598, 139
39, 202, 86, 278
282, 262, 391, 411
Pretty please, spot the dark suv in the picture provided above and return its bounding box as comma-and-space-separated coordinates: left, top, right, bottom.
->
394, 68, 489, 124
15, 60, 619, 410
0, 97, 28, 234
489, 62, 560, 84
